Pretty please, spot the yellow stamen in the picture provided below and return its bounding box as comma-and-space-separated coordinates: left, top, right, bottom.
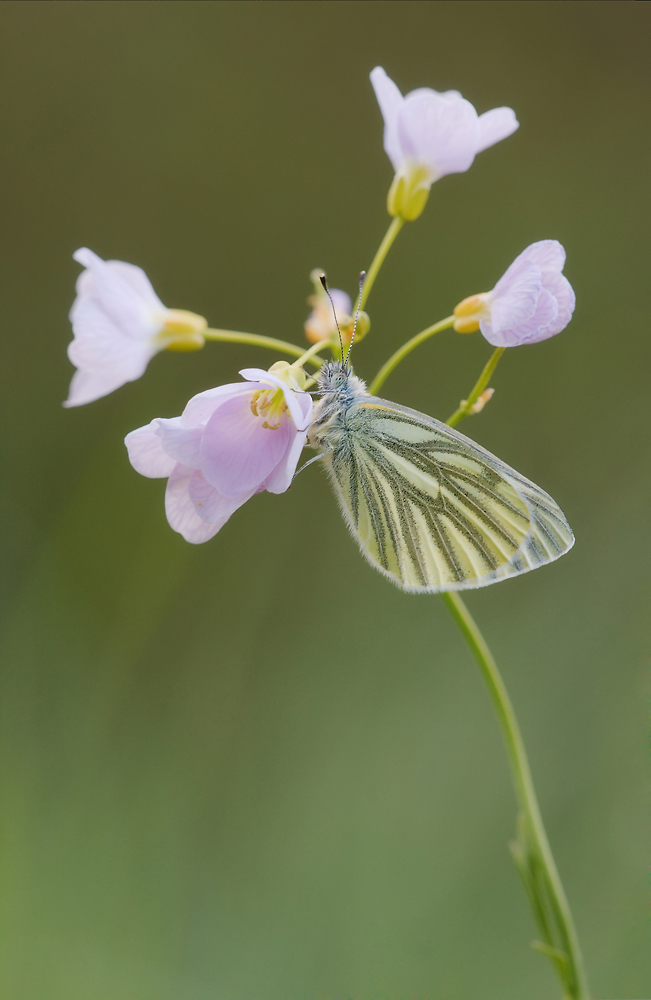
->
250, 388, 287, 430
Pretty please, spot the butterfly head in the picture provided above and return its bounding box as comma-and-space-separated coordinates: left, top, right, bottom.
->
316, 358, 367, 409
317, 358, 351, 393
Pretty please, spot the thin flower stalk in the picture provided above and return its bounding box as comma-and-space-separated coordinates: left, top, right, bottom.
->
441, 590, 591, 1000
446, 346, 505, 426
368, 315, 454, 395
203, 328, 326, 367
360, 216, 404, 309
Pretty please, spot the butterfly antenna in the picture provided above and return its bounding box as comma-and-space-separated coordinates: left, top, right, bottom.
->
319, 273, 345, 362
344, 270, 366, 368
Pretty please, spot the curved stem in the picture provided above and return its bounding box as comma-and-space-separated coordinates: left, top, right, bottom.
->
446, 346, 505, 427
441, 591, 591, 1000
294, 338, 332, 369
368, 316, 455, 396
360, 216, 404, 310
203, 328, 326, 368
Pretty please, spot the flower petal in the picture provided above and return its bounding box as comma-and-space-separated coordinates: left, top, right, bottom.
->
187, 469, 252, 523
512, 239, 566, 276
65, 367, 136, 408
490, 260, 542, 334
65, 297, 155, 404
397, 89, 479, 178
165, 464, 227, 543
264, 393, 313, 494
181, 381, 255, 428
125, 420, 179, 478
476, 107, 519, 154
72, 248, 163, 341
370, 66, 404, 172
155, 419, 203, 469
200, 392, 292, 497
481, 289, 558, 347
543, 272, 576, 337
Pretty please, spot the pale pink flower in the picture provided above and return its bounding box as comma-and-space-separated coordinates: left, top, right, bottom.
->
125, 365, 313, 543
453, 240, 576, 347
65, 248, 206, 407
370, 67, 518, 219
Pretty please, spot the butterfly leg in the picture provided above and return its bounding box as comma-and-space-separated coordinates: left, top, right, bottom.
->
292, 447, 333, 481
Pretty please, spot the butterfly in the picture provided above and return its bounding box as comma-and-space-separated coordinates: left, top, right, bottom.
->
307, 358, 573, 593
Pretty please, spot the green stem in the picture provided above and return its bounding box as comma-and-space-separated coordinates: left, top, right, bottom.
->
294, 338, 333, 368
203, 328, 326, 368
441, 591, 591, 1000
446, 346, 505, 427
368, 316, 455, 396
360, 216, 405, 310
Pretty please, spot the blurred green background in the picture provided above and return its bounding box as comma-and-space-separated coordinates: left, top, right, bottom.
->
0, 2, 649, 998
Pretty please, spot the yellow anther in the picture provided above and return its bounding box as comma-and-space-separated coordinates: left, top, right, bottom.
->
250, 387, 287, 430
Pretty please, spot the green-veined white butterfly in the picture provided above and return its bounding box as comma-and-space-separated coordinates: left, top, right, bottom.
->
308, 359, 573, 593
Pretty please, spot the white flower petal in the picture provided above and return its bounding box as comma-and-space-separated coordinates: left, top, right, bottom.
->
165, 464, 226, 543
72, 248, 163, 341
543, 272, 576, 336
125, 420, 179, 478
64, 368, 132, 408
188, 469, 252, 524
476, 107, 519, 154
370, 66, 405, 172
514, 239, 566, 276
397, 89, 479, 178
490, 260, 542, 334
264, 393, 313, 494
181, 382, 255, 428
68, 299, 155, 376
155, 419, 203, 469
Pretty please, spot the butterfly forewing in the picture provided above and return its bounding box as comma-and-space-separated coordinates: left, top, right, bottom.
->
319, 394, 573, 593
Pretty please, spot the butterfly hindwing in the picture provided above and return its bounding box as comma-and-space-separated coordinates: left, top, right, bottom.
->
320, 395, 573, 593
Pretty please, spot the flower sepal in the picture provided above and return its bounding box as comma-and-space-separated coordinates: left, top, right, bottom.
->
157, 309, 207, 352
453, 293, 489, 333
387, 166, 431, 221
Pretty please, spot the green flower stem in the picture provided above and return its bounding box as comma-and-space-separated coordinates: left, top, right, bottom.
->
368, 316, 455, 396
446, 346, 505, 427
360, 216, 405, 310
441, 593, 591, 1000
294, 338, 333, 369
203, 329, 326, 368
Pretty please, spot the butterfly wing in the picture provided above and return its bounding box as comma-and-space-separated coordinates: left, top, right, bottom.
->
321, 396, 574, 592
